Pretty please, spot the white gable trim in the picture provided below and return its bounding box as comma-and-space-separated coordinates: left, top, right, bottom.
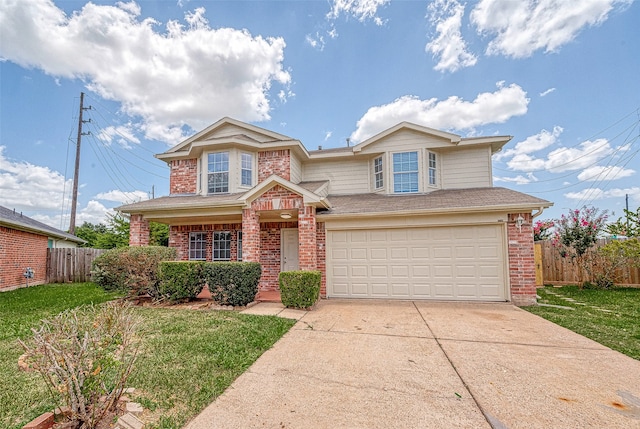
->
240, 175, 331, 208
353, 122, 462, 153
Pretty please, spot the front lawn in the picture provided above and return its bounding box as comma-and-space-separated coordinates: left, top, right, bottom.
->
526, 285, 640, 360
0, 283, 295, 429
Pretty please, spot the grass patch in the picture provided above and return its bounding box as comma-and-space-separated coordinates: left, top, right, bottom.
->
526, 285, 640, 360
0, 283, 122, 429
0, 283, 295, 429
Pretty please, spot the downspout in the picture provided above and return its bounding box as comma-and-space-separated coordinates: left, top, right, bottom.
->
532, 207, 545, 219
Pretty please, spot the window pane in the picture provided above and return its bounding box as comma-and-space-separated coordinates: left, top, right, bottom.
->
393, 152, 418, 193
374, 156, 383, 189
213, 232, 231, 261
189, 232, 206, 260
208, 152, 229, 193
237, 231, 243, 261
428, 152, 437, 186
241, 153, 253, 186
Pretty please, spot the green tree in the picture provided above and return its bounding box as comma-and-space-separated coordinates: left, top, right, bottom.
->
74, 222, 109, 248
606, 207, 640, 238
150, 222, 169, 246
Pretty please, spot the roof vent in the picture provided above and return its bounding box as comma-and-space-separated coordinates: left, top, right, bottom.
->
318, 145, 322, 150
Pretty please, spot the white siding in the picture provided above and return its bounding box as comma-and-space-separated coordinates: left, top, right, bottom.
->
302, 159, 370, 195
203, 123, 278, 143
441, 147, 492, 189
290, 153, 303, 183
357, 129, 452, 155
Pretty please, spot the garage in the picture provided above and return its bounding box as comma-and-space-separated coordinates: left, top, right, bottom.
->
327, 224, 507, 301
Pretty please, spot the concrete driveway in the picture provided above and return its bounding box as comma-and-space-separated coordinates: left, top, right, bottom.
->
185, 300, 640, 429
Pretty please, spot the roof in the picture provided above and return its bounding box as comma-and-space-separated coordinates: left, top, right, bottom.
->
318, 187, 551, 217
0, 205, 84, 243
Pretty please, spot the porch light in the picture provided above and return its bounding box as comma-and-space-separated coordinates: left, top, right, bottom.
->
280, 212, 292, 219
515, 215, 525, 231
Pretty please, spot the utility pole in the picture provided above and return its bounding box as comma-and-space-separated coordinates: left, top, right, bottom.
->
69, 92, 91, 235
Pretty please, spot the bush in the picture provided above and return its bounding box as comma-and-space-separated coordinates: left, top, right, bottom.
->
156, 261, 206, 302
19, 301, 141, 429
92, 246, 177, 297
203, 262, 261, 306
279, 271, 321, 309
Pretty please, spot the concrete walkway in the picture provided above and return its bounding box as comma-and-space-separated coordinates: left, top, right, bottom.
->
185, 300, 640, 429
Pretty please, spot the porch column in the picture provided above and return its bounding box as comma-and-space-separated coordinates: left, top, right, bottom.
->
242, 208, 260, 262
298, 205, 317, 271
507, 212, 536, 306
129, 214, 150, 246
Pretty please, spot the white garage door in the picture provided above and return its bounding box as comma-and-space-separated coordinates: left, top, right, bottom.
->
327, 225, 506, 301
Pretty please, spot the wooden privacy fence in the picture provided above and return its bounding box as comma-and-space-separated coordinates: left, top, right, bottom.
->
536, 240, 640, 286
46, 248, 106, 283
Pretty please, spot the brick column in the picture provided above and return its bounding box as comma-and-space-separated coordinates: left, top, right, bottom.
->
316, 222, 326, 297
298, 205, 317, 271
242, 208, 260, 262
507, 212, 536, 306
129, 214, 150, 246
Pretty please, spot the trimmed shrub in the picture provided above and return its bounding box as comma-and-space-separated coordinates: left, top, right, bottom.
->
92, 246, 177, 297
279, 271, 321, 309
156, 261, 206, 302
203, 262, 261, 306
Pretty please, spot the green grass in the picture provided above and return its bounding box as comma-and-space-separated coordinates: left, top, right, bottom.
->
0, 283, 295, 429
526, 285, 640, 360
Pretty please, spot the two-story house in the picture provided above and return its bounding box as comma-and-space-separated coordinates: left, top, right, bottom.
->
118, 118, 552, 305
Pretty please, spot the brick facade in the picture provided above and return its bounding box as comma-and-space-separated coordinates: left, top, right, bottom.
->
129, 214, 150, 246
0, 226, 47, 290
169, 159, 198, 194
506, 212, 536, 306
316, 222, 326, 297
169, 224, 242, 261
258, 150, 290, 181
298, 206, 317, 270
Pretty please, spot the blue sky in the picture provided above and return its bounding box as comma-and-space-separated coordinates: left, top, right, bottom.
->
1, 0, 638, 231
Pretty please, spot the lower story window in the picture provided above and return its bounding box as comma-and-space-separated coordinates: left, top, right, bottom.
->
189, 232, 206, 260
213, 231, 231, 261
237, 231, 243, 261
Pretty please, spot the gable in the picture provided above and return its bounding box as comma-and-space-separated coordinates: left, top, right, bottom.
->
354, 128, 460, 155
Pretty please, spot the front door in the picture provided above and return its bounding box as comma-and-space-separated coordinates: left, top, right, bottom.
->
281, 228, 299, 271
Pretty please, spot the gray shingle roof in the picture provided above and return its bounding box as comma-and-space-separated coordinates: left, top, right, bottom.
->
117, 193, 246, 212
0, 205, 84, 243
319, 187, 551, 216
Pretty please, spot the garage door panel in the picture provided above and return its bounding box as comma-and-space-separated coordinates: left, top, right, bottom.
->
328, 225, 506, 301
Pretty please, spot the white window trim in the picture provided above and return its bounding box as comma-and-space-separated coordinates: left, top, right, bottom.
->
213, 231, 232, 261
373, 155, 384, 191
427, 150, 438, 188
392, 151, 420, 194
207, 151, 230, 194
189, 232, 207, 261
239, 152, 255, 189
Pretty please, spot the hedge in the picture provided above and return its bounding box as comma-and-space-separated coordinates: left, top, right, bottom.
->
279, 271, 321, 309
156, 261, 206, 302
91, 246, 177, 297
203, 262, 261, 306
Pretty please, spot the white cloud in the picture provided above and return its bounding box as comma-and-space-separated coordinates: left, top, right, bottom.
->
470, 0, 631, 58
327, 0, 390, 24
95, 190, 149, 204
577, 165, 635, 182
493, 173, 538, 185
426, 0, 477, 72
324, 131, 333, 141
494, 126, 563, 161
505, 138, 622, 173
540, 87, 556, 97
31, 200, 114, 228
350, 81, 529, 142
0, 146, 72, 212
96, 124, 141, 149
565, 187, 640, 203
0, 0, 291, 145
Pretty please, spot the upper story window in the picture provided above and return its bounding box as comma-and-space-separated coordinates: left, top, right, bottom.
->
208, 152, 229, 193
189, 232, 206, 260
393, 151, 418, 193
373, 156, 383, 190
428, 151, 437, 186
241, 153, 253, 187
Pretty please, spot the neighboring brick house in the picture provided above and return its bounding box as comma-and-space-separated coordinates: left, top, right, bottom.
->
118, 118, 552, 306
0, 205, 84, 290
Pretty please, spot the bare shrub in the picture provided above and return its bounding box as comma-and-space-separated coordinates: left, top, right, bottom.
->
18, 301, 141, 429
